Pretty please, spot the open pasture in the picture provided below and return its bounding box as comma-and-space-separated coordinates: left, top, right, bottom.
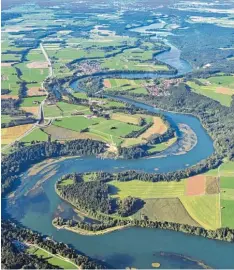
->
1, 66, 21, 96
147, 137, 177, 154
89, 119, 142, 138
27, 85, 46, 96
108, 180, 185, 199
20, 96, 44, 107
2, 124, 33, 144
53, 116, 101, 132
44, 105, 62, 118
56, 102, 90, 116
187, 76, 234, 107
179, 195, 221, 230
21, 128, 48, 143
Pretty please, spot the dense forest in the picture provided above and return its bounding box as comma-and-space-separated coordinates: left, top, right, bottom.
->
1, 220, 108, 269
57, 176, 144, 217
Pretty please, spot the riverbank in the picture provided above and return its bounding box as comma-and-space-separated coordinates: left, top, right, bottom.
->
53, 221, 132, 236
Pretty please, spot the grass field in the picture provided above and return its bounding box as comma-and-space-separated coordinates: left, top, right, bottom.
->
89, 119, 142, 138
220, 199, 234, 229
44, 105, 62, 117
104, 78, 150, 95
187, 76, 234, 107
59, 178, 74, 186
53, 116, 101, 132
179, 195, 220, 230
56, 102, 90, 116
20, 97, 44, 107
1, 66, 21, 96
108, 180, 185, 199
2, 124, 33, 144
27, 246, 77, 269
21, 128, 48, 143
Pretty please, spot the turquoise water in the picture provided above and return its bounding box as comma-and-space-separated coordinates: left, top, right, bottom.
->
4, 39, 234, 269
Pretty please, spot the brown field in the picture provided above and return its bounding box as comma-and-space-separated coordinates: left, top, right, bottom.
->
27, 87, 46, 96
1, 95, 18, 99
186, 175, 206, 196
2, 124, 33, 144
103, 79, 111, 88
133, 198, 199, 226
27, 61, 49, 69
205, 176, 220, 194
21, 106, 39, 116
216, 87, 234, 95
111, 113, 140, 125
139, 117, 167, 140
43, 125, 105, 141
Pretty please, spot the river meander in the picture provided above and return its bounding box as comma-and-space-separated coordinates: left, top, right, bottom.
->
4, 26, 234, 269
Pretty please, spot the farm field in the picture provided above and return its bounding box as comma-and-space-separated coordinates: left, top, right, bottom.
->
27, 246, 77, 269
2, 124, 34, 144
179, 195, 220, 230
133, 198, 199, 226
187, 76, 234, 107
20, 97, 45, 107
108, 180, 186, 199
100, 48, 169, 72
103, 78, 150, 95
1, 66, 21, 96
53, 116, 101, 132
21, 128, 48, 143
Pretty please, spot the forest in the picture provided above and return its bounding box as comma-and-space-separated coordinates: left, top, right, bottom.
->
1, 220, 108, 269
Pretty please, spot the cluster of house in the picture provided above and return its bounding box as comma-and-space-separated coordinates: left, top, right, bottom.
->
146, 78, 182, 96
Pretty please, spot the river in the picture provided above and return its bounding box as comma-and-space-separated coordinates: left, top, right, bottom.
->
3, 23, 234, 269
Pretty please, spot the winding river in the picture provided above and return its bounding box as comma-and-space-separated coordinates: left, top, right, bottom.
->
4, 27, 234, 269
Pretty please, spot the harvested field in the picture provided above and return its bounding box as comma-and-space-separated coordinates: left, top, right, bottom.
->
205, 176, 220, 194
2, 124, 33, 144
27, 86, 46, 96
216, 87, 234, 95
134, 198, 199, 226
27, 61, 49, 69
180, 194, 221, 230
1, 95, 18, 99
111, 113, 141, 125
21, 106, 39, 116
43, 125, 106, 142
103, 79, 111, 88
186, 175, 206, 196
139, 117, 167, 140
